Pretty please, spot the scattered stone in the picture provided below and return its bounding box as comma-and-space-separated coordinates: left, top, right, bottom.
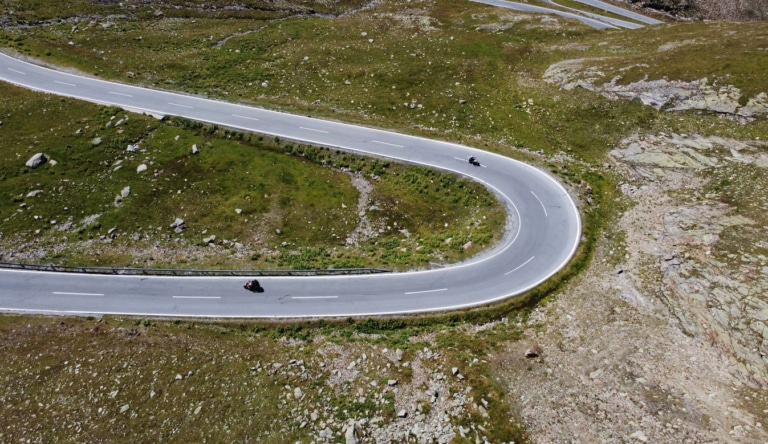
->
120, 186, 131, 199
26, 190, 44, 198
25, 153, 48, 169
120, 404, 130, 413
294, 387, 303, 399
175, 374, 183, 380
525, 346, 542, 359
191, 144, 199, 154
136, 164, 148, 173
91, 137, 102, 146
387, 379, 398, 386
126, 144, 138, 152
395, 348, 403, 361
630, 431, 649, 442
235, 208, 243, 215
397, 409, 408, 418
203, 235, 216, 244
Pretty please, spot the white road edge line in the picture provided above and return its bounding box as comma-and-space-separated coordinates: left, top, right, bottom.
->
109, 91, 132, 97
531, 191, 548, 217
53, 292, 104, 296
405, 288, 448, 295
173, 296, 221, 299
372, 140, 404, 148
54, 81, 76, 86
8, 68, 25, 75
299, 126, 329, 134
505, 256, 535, 276
232, 114, 259, 121
169, 102, 193, 109
292, 296, 339, 300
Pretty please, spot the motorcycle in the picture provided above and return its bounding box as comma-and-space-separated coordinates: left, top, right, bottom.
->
244, 279, 264, 293
468, 156, 480, 167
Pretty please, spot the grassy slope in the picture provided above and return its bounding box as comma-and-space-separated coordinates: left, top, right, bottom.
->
0, 83, 503, 270
1, 0, 768, 441
0, 315, 529, 443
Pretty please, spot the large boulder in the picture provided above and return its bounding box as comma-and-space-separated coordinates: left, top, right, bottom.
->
25, 153, 48, 169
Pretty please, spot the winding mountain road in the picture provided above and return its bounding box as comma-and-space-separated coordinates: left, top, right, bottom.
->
0, 48, 581, 318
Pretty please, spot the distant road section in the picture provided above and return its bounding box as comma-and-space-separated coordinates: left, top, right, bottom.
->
572, 0, 663, 25
0, 51, 581, 318
471, 0, 661, 29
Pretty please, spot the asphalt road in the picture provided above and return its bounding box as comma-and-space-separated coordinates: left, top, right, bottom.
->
572, 0, 663, 25
0, 52, 581, 318
472, 0, 661, 29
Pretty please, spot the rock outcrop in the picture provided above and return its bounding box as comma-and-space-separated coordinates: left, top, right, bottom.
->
544, 59, 768, 121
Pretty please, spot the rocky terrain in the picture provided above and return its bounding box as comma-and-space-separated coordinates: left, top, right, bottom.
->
494, 52, 768, 441
625, 0, 768, 21
544, 58, 768, 122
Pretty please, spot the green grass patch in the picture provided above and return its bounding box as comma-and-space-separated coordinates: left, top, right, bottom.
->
0, 83, 504, 271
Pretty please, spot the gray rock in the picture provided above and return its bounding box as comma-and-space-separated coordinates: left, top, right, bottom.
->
175, 374, 183, 380
191, 144, 199, 154
49, 159, 58, 167
387, 379, 398, 386
120, 186, 131, 198
26, 189, 44, 198
25, 153, 48, 169
345, 424, 359, 444
126, 144, 138, 152
136, 164, 148, 173
91, 137, 102, 146
395, 348, 403, 361
397, 409, 408, 418
203, 235, 216, 244
294, 387, 303, 399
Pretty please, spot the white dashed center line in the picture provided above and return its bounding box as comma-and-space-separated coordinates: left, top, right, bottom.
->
505, 256, 535, 276
299, 127, 329, 134
53, 292, 104, 296
54, 81, 76, 87
405, 288, 448, 295
232, 114, 260, 121
8, 68, 25, 75
292, 296, 339, 300
372, 140, 404, 148
169, 102, 193, 109
531, 191, 548, 217
109, 91, 132, 97
173, 296, 221, 299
